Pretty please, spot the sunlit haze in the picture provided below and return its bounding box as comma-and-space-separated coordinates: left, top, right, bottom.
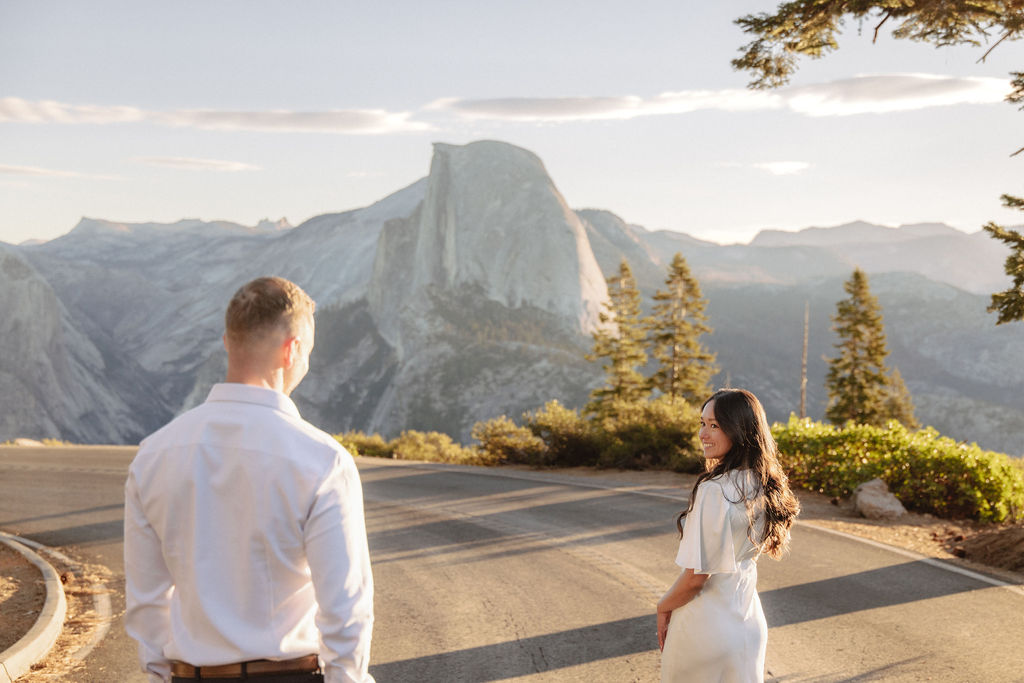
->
1, 0, 1019, 245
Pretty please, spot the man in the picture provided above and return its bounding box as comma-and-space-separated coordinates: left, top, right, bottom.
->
125, 276, 374, 683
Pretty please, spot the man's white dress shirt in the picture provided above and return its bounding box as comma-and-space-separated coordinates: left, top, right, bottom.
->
124, 383, 374, 683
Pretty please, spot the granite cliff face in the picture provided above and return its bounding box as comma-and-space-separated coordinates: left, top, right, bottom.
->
0, 246, 155, 443
364, 141, 606, 436
371, 141, 606, 338
4, 140, 1022, 454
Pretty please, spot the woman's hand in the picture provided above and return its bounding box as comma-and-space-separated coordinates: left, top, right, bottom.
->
657, 569, 710, 652
657, 607, 671, 651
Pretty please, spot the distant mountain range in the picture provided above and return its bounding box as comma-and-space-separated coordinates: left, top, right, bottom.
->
3, 140, 1021, 456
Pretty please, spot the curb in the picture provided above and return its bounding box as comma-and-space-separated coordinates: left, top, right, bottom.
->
0, 534, 67, 683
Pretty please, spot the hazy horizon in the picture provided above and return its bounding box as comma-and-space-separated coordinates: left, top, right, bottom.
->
10, 196, 1001, 250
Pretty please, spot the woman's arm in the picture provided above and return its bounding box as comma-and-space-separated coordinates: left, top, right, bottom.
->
656, 568, 709, 651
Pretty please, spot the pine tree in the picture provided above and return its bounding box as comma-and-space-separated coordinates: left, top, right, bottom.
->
825, 269, 897, 426
586, 259, 649, 416
646, 252, 717, 403
800, 301, 809, 419
884, 368, 919, 429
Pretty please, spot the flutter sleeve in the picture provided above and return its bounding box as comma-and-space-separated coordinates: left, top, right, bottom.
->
675, 479, 738, 575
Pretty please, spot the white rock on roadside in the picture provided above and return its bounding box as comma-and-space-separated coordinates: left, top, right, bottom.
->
853, 478, 907, 520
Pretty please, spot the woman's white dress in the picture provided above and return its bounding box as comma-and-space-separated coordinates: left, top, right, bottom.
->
661, 469, 767, 683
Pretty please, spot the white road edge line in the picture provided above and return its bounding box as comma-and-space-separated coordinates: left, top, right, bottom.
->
386, 460, 1024, 598
0, 533, 113, 661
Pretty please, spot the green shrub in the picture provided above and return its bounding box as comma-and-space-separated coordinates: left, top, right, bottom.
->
596, 397, 703, 472
472, 415, 547, 465
773, 416, 1024, 523
391, 430, 494, 466
1011, 457, 1024, 479
524, 400, 603, 467
335, 431, 394, 459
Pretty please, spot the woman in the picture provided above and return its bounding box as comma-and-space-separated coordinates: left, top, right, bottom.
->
657, 388, 800, 683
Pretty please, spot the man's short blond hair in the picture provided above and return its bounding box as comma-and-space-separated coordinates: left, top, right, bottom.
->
225, 276, 315, 347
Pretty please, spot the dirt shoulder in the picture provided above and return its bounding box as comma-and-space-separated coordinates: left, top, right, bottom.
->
515, 464, 1024, 586
0, 539, 46, 654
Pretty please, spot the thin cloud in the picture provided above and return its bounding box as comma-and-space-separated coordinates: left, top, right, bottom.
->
752, 161, 812, 175
135, 156, 261, 172
431, 74, 1009, 122
0, 163, 121, 180
785, 73, 1009, 116
0, 98, 144, 124
153, 109, 430, 134
428, 90, 780, 122
718, 161, 812, 176
0, 163, 82, 177
0, 97, 430, 134
1, 74, 1007, 136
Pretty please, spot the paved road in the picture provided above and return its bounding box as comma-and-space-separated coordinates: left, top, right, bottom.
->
0, 446, 141, 682
2, 447, 1023, 681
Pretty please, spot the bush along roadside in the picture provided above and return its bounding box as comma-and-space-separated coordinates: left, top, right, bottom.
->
337, 397, 705, 473
337, 407, 1022, 524
336, 429, 497, 466
773, 416, 1024, 523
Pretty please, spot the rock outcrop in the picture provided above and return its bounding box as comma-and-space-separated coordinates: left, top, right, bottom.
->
853, 478, 907, 520
371, 141, 606, 337
364, 141, 605, 438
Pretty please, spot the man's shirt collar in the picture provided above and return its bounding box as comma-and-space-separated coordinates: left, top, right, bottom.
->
205, 383, 301, 419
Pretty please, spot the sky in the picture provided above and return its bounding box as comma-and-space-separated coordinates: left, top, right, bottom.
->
1, 0, 1021, 246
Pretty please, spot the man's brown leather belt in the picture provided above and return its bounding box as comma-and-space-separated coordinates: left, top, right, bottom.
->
170, 654, 319, 679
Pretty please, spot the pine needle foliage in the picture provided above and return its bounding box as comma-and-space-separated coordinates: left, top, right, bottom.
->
983, 194, 1024, 324
825, 268, 916, 427
646, 252, 717, 403
586, 260, 650, 416
732, 1, 1024, 90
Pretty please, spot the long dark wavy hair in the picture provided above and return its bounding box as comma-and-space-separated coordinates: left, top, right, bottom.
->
676, 388, 800, 559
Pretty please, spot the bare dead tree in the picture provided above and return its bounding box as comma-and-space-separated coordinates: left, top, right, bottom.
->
800, 301, 809, 419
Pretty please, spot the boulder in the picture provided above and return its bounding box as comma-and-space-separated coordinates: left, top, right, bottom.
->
853, 478, 907, 520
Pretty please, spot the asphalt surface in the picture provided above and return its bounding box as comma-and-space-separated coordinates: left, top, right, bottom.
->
1, 447, 1023, 682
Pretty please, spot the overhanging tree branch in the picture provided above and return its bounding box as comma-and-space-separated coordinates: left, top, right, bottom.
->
873, 12, 892, 43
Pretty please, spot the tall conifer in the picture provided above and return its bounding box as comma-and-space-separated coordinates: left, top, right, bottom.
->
646, 252, 717, 403
586, 259, 649, 416
883, 368, 919, 429
825, 268, 915, 427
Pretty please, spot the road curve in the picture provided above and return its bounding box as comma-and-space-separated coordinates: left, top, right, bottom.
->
361, 459, 1024, 682
1, 448, 1022, 682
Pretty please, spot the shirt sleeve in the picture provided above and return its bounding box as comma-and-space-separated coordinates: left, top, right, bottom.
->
675, 480, 738, 575
123, 469, 174, 683
304, 451, 375, 683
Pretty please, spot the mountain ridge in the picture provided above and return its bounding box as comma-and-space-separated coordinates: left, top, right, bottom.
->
5, 139, 1021, 455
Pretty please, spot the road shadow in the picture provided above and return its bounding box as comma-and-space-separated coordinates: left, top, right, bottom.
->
369, 614, 656, 682
761, 560, 991, 627
767, 654, 931, 682
0, 502, 124, 527
24, 519, 125, 548
366, 498, 671, 567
